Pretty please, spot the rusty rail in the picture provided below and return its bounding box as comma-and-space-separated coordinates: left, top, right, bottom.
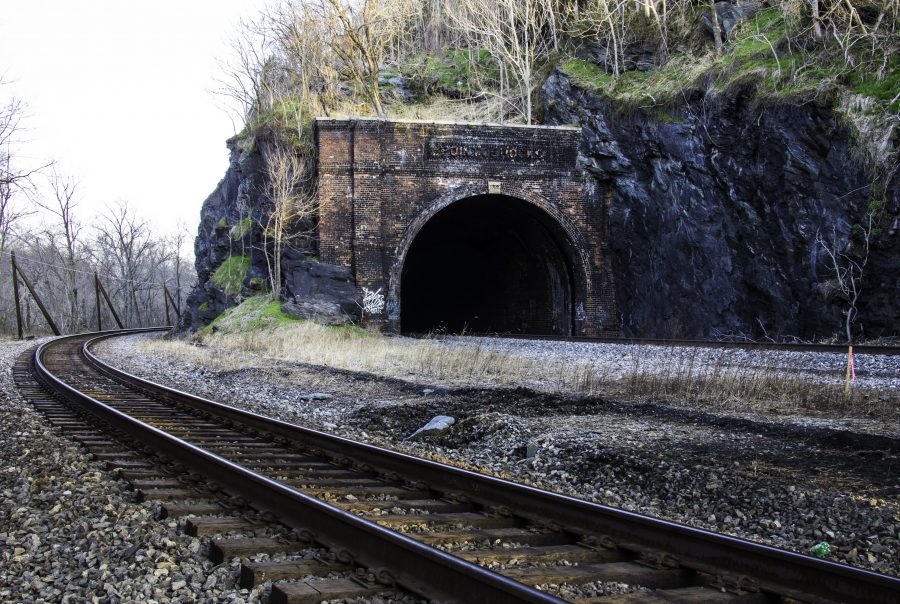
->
31, 329, 900, 603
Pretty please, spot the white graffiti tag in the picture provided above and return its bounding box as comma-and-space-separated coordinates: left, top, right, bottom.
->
361, 287, 385, 316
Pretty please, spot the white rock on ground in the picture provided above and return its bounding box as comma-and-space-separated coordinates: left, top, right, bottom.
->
407, 415, 455, 440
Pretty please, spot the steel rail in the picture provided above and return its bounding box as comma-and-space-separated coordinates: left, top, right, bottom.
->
33, 331, 565, 604
443, 333, 900, 356
79, 330, 900, 604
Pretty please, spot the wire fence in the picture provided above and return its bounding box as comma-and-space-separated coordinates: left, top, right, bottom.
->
1, 247, 192, 338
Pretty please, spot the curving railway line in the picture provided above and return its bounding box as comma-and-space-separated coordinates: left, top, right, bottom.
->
14, 329, 900, 603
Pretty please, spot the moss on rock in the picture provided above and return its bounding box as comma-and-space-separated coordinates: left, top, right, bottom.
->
229, 216, 253, 241
211, 255, 251, 297
561, 6, 897, 123
202, 295, 302, 334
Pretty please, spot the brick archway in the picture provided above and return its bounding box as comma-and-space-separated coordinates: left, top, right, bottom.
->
315, 117, 617, 336
387, 183, 593, 335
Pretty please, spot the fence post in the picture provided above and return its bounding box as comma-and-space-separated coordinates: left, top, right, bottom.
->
11, 253, 23, 339
96, 278, 124, 329
13, 256, 61, 336
94, 273, 102, 331
164, 285, 181, 318
163, 285, 171, 326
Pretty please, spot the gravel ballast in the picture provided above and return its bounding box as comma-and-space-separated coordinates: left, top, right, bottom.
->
94, 333, 900, 579
442, 335, 900, 392
0, 338, 272, 602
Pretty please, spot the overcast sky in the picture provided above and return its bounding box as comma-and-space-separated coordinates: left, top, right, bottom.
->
0, 1, 269, 235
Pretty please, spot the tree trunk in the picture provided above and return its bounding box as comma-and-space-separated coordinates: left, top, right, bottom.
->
810, 0, 823, 39
709, 0, 723, 53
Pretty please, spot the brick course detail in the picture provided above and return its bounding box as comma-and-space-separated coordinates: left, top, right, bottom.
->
315, 117, 618, 336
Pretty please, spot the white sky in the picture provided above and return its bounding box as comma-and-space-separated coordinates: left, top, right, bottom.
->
0, 1, 269, 235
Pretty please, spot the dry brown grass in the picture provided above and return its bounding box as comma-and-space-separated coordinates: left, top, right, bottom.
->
384, 96, 516, 124
140, 322, 898, 420
595, 350, 896, 418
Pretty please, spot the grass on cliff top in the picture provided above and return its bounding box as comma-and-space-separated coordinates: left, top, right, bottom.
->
561, 56, 706, 111
561, 7, 899, 113
386, 95, 513, 123
232, 95, 317, 154
401, 49, 500, 97
211, 255, 251, 298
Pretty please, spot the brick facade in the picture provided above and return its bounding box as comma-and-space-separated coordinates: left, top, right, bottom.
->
315, 117, 618, 336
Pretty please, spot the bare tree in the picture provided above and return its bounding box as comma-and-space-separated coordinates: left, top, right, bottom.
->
215, 17, 278, 129
450, 0, 560, 123
567, 0, 632, 75
94, 202, 155, 327
260, 142, 317, 297
0, 152, 32, 263
1, 79, 45, 266
310, 0, 391, 116
816, 212, 874, 344
269, 1, 339, 116
217, 3, 340, 134
809, 0, 824, 39
709, 0, 723, 53
34, 169, 83, 329
165, 221, 193, 314
1, 195, 193, 336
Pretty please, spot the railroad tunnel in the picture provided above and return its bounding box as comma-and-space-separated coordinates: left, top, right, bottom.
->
400, 194, 575, 336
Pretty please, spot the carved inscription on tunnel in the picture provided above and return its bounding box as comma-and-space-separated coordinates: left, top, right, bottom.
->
425, 137, 575, 166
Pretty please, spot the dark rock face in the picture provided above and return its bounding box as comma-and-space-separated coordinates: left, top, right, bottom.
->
282, 247, 360, 323
580, 40, 660, 73
281, 299, 354, 325
859, 206, 900, 338
182, 137, 267, 330
182, 138, 359, 330
703, 2, 762, 41
543, 71, 899, 339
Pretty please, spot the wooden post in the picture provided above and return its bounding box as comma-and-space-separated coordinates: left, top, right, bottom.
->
164, 285, 181, 318
96, 278, 124, 329
131, 287, 143, 328
94, 273, 102, 331
11, 253, 23, 339
163, 285, 171, 326
13, 257, 61, 336
844, 345, 854, 396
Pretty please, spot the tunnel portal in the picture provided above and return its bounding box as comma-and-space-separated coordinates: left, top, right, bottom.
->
315, 117, 618, 336
401, 195, 573, 335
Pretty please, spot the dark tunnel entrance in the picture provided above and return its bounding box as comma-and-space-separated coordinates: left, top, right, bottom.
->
400, 194, 575, 335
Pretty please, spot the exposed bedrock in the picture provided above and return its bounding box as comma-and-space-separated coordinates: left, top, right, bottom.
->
543, 71, 899, 339
280, 247, 360, 325
182, 135, 357, 330
186, 76, 897, 340
183, 137, 261, 330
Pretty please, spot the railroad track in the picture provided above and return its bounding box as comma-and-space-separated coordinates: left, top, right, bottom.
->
441, 334, 900, 356
16, 329, 900, 603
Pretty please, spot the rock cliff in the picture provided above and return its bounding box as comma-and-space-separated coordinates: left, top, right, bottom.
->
181, 136, 358, 330
182, 137, 266, 330
185, 75, 897, 341
543, 71, 898, 339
